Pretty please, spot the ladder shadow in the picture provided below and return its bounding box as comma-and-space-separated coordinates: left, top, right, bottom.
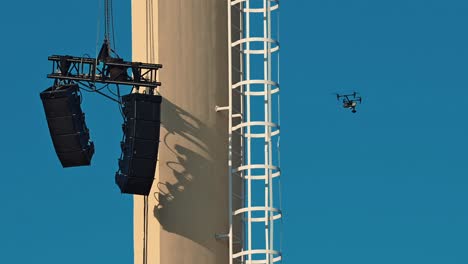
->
152, 98, 227, 251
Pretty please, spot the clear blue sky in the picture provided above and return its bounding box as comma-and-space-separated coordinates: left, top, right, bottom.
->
1, 1, 468, 263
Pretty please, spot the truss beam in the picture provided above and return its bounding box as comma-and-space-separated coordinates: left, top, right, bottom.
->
47, 55, 162, 88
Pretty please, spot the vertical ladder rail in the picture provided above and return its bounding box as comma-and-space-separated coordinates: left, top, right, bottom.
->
227, 0, 234, 263
228, 1, 282, 263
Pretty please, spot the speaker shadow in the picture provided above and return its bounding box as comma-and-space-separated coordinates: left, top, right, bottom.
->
152, 98, 227, 250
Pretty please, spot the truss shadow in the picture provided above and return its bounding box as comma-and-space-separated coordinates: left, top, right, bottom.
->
151, 98, 228, 251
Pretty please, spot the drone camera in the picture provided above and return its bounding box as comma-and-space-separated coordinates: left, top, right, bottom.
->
336, 91, 362, 113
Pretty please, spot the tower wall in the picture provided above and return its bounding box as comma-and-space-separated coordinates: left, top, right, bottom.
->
131, 1, 231, 263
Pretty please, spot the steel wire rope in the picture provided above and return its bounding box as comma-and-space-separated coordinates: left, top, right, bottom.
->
145, 0, 156, 94
146, 0, 153, 63
143, 195, 149, 264
104, 0, 110, 42
150, 0, 156, 94
109, 0, 122, 58
140, 3, 153, 264
149, 0, 155, 64
95, 0, 102, 63
90, 0, 126, 107
146, 0, 150, 63
78, 82, 121, 104
110, 0, 116, 51
81, 83, 109, 92
114, 84, 125, 119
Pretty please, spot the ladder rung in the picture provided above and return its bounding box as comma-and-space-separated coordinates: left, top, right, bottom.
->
231, 24, 243, 32
231, 4, 242, 11
233, 193, 243, 200
232, 89, 243, 94
232, 113, 243, 119
232, 46, 244, 53
232, 66, 242, 73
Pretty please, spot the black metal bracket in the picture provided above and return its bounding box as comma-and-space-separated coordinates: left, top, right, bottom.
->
47, 55, 162, 89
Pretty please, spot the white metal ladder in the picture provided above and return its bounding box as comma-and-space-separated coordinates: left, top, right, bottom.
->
227, 1, 282, 263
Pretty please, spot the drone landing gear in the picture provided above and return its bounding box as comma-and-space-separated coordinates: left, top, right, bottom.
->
336, 92, 362, 114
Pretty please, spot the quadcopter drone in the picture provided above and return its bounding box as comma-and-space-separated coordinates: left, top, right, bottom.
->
336, 92, 362, 113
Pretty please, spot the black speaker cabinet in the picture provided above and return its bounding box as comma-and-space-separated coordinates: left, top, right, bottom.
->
116, 93, 162, 195
40, 84, 94, 167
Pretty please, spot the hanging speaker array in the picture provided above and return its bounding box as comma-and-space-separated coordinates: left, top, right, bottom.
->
40, 84, 95, 167
115, 93, 162, 195
42, 41, 163, 195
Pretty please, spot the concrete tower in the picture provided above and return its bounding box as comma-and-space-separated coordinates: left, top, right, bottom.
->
131, 1, 237, 263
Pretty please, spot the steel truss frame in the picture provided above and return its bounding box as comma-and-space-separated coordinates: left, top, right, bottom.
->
47, 55, 162, 89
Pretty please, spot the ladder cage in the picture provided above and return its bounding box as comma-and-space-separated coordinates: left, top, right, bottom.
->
228, 1, 282, 264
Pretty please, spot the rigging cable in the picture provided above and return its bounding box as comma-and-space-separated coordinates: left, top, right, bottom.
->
110, 0, 116, 51
79, 82, 121, 104
87, 0, 123, 105
145, 0, 156, 94
104, 0, 119, 57
143, 196, 149, 264
142, 3, 154, 263
95, 0, 102, 60
113, 84, 125, 119
104, 0, 110, 42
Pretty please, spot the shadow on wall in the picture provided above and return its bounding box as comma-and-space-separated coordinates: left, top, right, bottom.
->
152, 98, 227, 250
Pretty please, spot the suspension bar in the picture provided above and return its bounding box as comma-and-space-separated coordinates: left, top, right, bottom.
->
47, 55, 162, 88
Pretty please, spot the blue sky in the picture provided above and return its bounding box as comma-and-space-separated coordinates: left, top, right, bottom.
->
283, 1, 468, 263
1, 1, 468, 263
0, 1, 133, 263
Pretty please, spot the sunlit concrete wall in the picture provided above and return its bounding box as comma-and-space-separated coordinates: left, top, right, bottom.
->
131, 1, 236, 263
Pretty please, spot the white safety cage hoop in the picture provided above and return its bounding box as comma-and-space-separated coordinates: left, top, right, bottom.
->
227, 0, 282, 264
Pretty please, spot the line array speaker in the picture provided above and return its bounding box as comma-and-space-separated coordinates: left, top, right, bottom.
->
115, 93, 162, 195
40, 84, 95, 167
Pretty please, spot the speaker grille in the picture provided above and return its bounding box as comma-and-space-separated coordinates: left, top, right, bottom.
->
40, 84, 94, 167
116, 93, 162, 195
